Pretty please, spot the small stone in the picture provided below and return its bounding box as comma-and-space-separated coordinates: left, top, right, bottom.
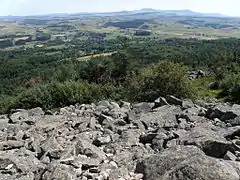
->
98, 100, 110, 107
5, 164, 14, 170
129, 172, 134, 176
81, 176, 88, 180
214, 118, 221, 125
84, 173, 95, 179
100, 171, 110, 179
125, 175, 131, 179
41, 156, 50, 164
235, 151, 240, 157
226, 123, 232, 127
154, 97, 169, 108
95, 175, 104, 180
166, 95, 183, 106
235, 140, 240, 146
135, 173, 144, 179
110, 102, 120, 109
110, 161, 118, 168
115, 119, 127, 126
89, 167, 100, 173
120, 101, 131, 109
198, 108, 206, 116
93, 135, 111, 146
76, 168, 82, 177
118, 178, 125, 180
224, 151, 237, 161
106, 153, 114, 157
182, 100, 194, 109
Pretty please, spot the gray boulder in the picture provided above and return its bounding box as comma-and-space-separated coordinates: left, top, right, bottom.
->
75, 138, 106, 160
154, 97, 169, 108
182, 99, 195, 109
0, 149, 45, 176
132, 102, 154, 114
136, 145, 240, 180
9, 108, 44, 124
0, 140, 24, 151
224, 151, 237, 161
139, 105, 181, 129
42, 163, 77, 180
166, 95, 183, 106
93, 135, 111, 146
227, 117, 240, 127
167, 123, 235, 158
207, 104, 240, 121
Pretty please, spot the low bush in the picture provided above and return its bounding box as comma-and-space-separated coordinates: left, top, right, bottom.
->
0, 81, 121, 113
124, 61, 196, 102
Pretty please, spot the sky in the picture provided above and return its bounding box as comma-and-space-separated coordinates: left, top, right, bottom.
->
0, 0, 240, 16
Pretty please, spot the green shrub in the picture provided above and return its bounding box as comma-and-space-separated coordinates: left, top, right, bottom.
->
124, 61, 196, 102
1, 81, 121, 112
227, 84, 240, 103
0, 95, 16, 114
219, 73, 240, 90
217, 72, 240, 103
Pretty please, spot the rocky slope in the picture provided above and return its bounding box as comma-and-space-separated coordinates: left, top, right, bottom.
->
0, 95, 240, 180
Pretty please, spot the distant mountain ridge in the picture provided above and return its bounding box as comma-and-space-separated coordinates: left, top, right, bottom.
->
0, 9, 228, 19
127, 9, 226, 17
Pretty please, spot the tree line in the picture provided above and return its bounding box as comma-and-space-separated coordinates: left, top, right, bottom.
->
0, 37, 239, 113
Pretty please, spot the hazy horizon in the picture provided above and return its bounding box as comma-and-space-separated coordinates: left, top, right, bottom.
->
1, 0, 240, 17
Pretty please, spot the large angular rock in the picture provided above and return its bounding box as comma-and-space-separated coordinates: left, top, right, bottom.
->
0, 140, 24, 151
75, 138, 106, 161
136, 146, 240, 180
154, 97, 169, 108
60, 155, 101, 168
113, 145, 149, 172
207, 104, 240, 121
222, 126, 240, 140
41, 136, 64, 159
139, 105, 181, 129
119, 129, 142, 146
227, 117, 240, 127
166, 95, 183, 106
0, 150, 45, 175
42, 163, 77, 180
9, 109, 28, 124
9, 108, 44, 125
182, 99, 195, 109
167, 123, 235, 158
106, 108, 129, 123
28, 107, 45, 116
132, 103, 154, 114
0, 115, 9, 131
224, 151, 237, 161
93, 135, 111, 146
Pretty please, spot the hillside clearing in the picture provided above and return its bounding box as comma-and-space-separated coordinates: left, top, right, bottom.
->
77, 51, 117, 61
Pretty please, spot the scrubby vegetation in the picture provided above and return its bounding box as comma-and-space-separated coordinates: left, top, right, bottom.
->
124, 61, 195, 102
0, 81, 120, 113
0, 37, 239, 113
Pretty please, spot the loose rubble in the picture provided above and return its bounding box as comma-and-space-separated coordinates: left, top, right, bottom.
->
0, 97, 240, 179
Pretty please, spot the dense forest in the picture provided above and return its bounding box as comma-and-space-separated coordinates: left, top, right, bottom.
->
0, 37, 240, 113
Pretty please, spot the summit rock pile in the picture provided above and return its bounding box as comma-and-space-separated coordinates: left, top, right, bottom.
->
0, 96, 240, 180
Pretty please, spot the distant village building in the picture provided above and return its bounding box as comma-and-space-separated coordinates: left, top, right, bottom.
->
51, 34, 67, 41
188, 70, 206, 79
